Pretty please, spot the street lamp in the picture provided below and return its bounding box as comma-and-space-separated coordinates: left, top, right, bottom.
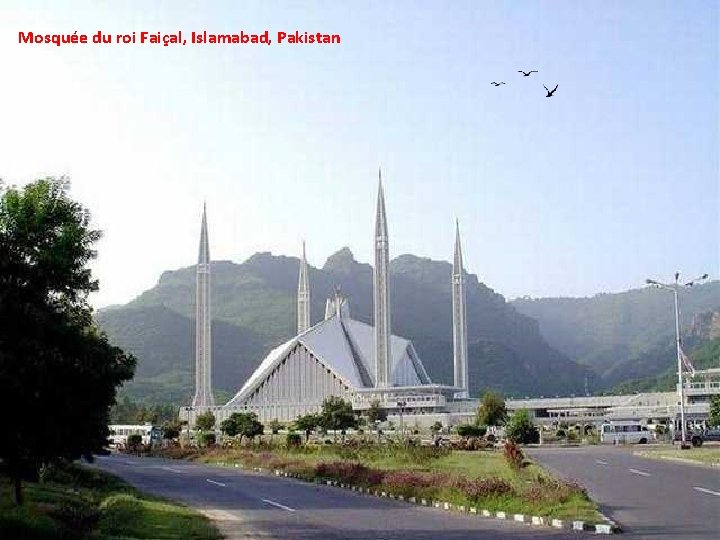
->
396, 401, 407, 442
645, 272, 708, 448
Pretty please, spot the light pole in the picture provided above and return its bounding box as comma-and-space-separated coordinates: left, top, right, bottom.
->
645, 272, 708, 448
396, 401, 407, 443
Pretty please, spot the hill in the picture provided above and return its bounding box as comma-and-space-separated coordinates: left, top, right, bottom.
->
96, 248, 592, 405
512, 282, 720, 388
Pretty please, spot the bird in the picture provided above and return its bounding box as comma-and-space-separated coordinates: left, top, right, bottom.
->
544, 84, 558, 97
491, 81, 506, 86
518, 70, 538, 77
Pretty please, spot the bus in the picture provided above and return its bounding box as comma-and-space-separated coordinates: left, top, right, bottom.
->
108, 424, 160, 449
600, 420, 651, 444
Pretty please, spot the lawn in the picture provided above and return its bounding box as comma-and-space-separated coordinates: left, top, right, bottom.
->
178, 443, 602, 522
0, 462, 221, 539
635, 446, 720, 466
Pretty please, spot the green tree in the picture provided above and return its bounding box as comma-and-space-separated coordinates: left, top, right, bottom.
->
0, 178, 135, 505
710, 395, 720, 427
365, 400, 388, 442
319, 396, 357, 442
268, 419, 282, 442
294, 413, 320, 443
505, 409, 539, 444
476, 391, 507, 426
233, 412, 264, 444
430, 421, 443, 435
220, 417, 239, 437
195, 411, 216, 432
161, 421, 181, 440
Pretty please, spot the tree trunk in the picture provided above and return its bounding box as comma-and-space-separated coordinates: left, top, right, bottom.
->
13, 475, 23, 505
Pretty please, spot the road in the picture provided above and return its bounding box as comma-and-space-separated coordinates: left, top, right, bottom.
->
94, 454, 581, 540
527, 446, 720, 540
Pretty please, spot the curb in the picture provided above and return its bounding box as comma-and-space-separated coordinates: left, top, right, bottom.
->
212, 461, 619, 534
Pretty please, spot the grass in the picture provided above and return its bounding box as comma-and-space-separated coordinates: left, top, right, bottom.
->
164, 442, 601, 522
0, 462, 221, 539
635, 446, 720, 466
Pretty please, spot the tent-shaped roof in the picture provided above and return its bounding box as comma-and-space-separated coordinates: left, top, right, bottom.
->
226, 311, 432, 406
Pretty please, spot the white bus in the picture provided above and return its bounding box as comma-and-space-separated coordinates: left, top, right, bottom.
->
108, 424, 159, 449
600, 420, 651, 444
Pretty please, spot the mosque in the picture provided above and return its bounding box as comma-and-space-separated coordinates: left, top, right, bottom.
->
180, 171, 477, 426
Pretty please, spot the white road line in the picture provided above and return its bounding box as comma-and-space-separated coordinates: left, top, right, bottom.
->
206, 479, 226, 487
595, 460, 608, 465
693, 486, 720, 497
261, 498, 296, 512
628, 468, 651, 477
159, 466, 184, 473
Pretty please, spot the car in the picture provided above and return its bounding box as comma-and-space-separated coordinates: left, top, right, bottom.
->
674, 428, 720, 447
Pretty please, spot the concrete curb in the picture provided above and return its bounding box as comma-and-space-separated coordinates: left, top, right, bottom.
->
214, 463, 620, 534
633, 452, 720, 469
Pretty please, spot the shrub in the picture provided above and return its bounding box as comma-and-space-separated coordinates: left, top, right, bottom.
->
99, 494, 143, 535
522, 477, 587, 504
556, 429, 566, 438
567, 431, 578, 442
503, 440, 524, 470
50, 497, 100, 534
286, 433, 302, 447
456, 477, 514, 501
457, 425, 486, 438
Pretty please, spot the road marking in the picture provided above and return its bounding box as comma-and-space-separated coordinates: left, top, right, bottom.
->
159, 466, 184, 473
261, 498, 296, 512
693, 486, 720, 497
595, 459, 608, 465
628, 468, 651, 477
206, 479, 226, 487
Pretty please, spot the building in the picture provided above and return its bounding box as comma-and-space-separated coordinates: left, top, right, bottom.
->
181, 170, 474, 426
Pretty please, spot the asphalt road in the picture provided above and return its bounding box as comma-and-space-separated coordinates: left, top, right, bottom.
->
527, 446, 720, 540
94, 454, 581, 540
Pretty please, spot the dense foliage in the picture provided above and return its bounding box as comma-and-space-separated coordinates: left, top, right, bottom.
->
0, 178, 135, 504
476, 391, 507, 426
505, 409, 539, 444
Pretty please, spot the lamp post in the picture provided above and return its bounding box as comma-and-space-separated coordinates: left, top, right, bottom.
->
396, 401, 407, 442
645, 272, 708, 448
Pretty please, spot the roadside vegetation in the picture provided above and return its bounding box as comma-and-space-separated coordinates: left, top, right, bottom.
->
635, 447, 720, 467
0, 461, 220, 539
147, 395, 601, 522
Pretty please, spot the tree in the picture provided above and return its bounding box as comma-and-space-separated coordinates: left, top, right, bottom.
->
234, 412, 264, 444
268, 419, 282, 442
476, 391, 507, 427
195, 411, 216, 432
505, 409, 539, 444
430, 421, 443, 435
294, 413, 320, 443
457, 425, 486, 438
161, 421, 181, 440
710, 395, 720, 427
365, 400, 388, 442
0, 178, 135, 504
319, 396, 357, 442
220, 417, 239, 437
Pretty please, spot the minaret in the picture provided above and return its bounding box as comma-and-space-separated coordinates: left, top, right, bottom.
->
452, 219, 469, 399
192, 204, 214, 407
297, 241, 311, 333
374, 168, 392, 387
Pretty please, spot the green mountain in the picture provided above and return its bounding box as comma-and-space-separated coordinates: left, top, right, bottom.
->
512, 282, 720, 388
96, 248, 592, 405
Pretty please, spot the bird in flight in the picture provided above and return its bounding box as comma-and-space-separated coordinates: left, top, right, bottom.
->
491, 81, 506, 86
518, 70, 538, 77
544, 84, 558, 97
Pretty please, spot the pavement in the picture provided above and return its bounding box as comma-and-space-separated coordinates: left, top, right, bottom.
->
527, 446, 720, 540
94, 454, 583, 540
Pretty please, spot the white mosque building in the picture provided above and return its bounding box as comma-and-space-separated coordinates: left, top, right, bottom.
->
181, 170, 476, 426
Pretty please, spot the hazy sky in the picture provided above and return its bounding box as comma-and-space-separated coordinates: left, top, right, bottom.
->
1, 1, 717, 308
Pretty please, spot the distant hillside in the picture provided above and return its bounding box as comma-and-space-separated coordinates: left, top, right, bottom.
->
96, 248, 592, 404
512, 282, 720, 388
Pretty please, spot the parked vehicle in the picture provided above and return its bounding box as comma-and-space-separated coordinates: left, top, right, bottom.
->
600, 421, 651, 444
674, 428, 720, 447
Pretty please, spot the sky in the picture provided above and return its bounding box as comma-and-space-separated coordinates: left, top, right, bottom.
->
1, 1, 718, 308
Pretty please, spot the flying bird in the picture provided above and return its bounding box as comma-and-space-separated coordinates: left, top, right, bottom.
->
518, 70, 538, 77
544, 84, 558, 97
491, 81, 506, 86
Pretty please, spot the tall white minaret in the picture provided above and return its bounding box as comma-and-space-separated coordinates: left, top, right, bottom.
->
452, 219, 469, 399
297, 241, 310, 333
374, 168, 391, 387
192, 204, 214, 407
